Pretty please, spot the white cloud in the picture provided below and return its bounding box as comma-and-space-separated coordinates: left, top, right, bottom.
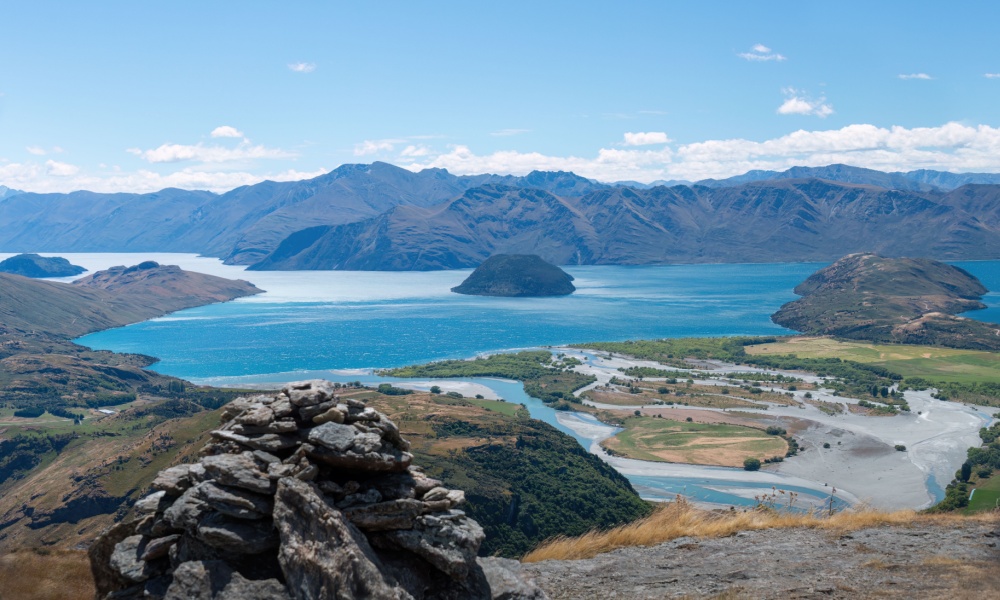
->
288, 62, 316, 73
777, 89, 833, 118
353, 139, 403, 156
397, 122, 1000, 184
26, 146, 47, 156
985, 73, 1000, 79
211, 125, 244, 138
45, 160, 79, 177
400, 145, 431, 158
129, 141, 294, 164
623, 131, 670, 146
739, 44, 786, 62
491, 129, 531, 137
899, 73, 933, 80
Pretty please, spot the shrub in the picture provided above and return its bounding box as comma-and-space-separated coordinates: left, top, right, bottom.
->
895, 444, 907, 452
765, 426, 786, 436
823, 442, 831, 449
803, 392, 813, 399
430, 386, 441, 394
685, 417, 693, 422
743, 458, 761, 471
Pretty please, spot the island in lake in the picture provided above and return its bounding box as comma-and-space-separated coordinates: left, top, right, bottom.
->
451, 254, 576, 297
0, 253, 85, 278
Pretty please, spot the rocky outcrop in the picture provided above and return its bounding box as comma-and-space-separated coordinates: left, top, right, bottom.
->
89, 380, 546, 600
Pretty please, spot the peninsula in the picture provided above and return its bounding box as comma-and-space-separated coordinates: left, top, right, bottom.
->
771, 253, 1000, 350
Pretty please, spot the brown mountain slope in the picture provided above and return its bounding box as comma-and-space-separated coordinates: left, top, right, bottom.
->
771, 254, 1000, 350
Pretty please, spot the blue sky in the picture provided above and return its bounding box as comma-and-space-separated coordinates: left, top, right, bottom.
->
4, 1, 1000, 192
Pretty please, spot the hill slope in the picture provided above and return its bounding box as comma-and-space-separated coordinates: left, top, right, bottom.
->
771, 253, 1000, 350
452, 254, 576, 297
0, 254, 85, 278
251, 178, 1000, 270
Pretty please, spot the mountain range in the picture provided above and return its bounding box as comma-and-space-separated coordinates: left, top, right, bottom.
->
2, 162, 1000, 270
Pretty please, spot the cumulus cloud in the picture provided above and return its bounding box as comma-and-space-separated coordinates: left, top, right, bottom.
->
623, 132, 670, 146
400, 145, 432, 158
397, 122, 1000, 184
45, 160, 79, 177
26, 146, 47, 156
288, 62, 316, 73
985, 73, 1000, 79
0, 160, 328, 194
211, 125, 245, 138
899, 73, 933, 80
128, 141, 294, 164
777, 89, 833, 118
739, 44, 786, 62
353, 139, 404, 156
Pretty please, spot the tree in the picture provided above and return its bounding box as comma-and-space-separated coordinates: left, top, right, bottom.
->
430, 386, 441, 394
743, 457, 761, 471
960, 461, 972, 482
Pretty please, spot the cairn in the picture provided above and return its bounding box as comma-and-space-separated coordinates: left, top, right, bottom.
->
89, 380, 546, 599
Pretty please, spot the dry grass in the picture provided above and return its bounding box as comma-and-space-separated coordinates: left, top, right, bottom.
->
0, 549, 94, 600
521, 497, 995, 562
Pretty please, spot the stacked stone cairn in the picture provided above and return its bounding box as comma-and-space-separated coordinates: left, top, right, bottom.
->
89, 380, 546, 600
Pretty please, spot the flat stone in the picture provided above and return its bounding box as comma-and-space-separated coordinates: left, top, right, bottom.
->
283, 380, 336, 407
423, 487, 450, 502
194, 481, 272, 520
298, 399, 342, 421
232, 419, 299, 435
163, 487, 211, 531
306, 444, 412, 473
311, 407, 346, 425
307, 422, 357, 452
195, 513, 278, 554
135, 490, 170, 514
201, 453, 274, 495
151, 464, 200, 496
235, 405, 274, 427
210, 430, 299, 453
343, 499, 425, 532
477, 557, 549, 600
346, 406, 381, 423
269, 397, 294, 418
336, 488, 383, 509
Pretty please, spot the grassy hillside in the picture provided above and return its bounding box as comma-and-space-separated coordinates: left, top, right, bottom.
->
771, 253, 1000, 350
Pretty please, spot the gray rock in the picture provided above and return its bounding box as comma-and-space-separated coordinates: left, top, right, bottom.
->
90, 519, 140, 597
273, 478, 411, 600
343, 499, 424, 531
196, 513, 277, 554
297, 399, 343, 421
152, 464, 201, 496
283, 380, 336, 407
194, 481, 272, 520
141, 535, 181, 561
231, 420, 298, 435
372, 511, 484, 580
164, 488, 211, 531
164, 560, 288, 600
311, 407, 346, 425
478, 558, 549, 600
269, 397, 295, 419
111, 535, 164, 583
210, 430, 299, 453
135, 490, 170, 514
336, 488, 383, 509
307, 422, 357, 452
219, 397, 256, 422
201, 453, 274, 495
235, 405, 274, 427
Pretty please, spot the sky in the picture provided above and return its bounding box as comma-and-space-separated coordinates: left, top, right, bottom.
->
4, 1, 1000, 193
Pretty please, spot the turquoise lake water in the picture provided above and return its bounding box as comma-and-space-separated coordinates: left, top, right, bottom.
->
73, 257, 1000, 509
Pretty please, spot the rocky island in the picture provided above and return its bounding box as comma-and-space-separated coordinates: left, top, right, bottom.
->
0, 253, 86, 278
771, 253, 1000, 350
451, 255, 575, 297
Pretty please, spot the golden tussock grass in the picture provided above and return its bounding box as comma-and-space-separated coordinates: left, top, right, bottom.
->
521, 497, 998, 562
0, 548, 94, 600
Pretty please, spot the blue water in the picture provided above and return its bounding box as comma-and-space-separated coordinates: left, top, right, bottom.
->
74, 259, 1000, 509
79, 263, 827, 379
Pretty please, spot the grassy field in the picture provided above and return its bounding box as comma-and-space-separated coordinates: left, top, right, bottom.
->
967, 474, 1000, 513
601, 416, 787, 467
746, 337, 1000, 384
